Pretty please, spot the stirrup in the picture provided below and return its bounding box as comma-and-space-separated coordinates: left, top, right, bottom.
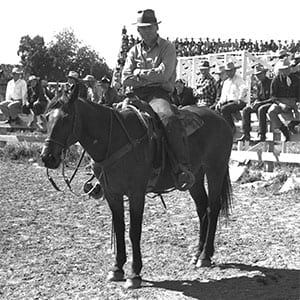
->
176, 169, 195, 191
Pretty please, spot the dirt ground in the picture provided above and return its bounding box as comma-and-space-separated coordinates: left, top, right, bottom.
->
0, 161, 299, 300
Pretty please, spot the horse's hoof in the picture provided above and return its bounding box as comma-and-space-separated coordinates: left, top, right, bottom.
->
197, 259, 212, 267
124, 276, 142, 289
107, 270, 125, 282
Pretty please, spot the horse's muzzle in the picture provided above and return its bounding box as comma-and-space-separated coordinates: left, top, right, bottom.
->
41, 146, 61, 169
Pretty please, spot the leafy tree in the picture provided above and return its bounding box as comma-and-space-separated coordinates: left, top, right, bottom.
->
47, 28, 79, 81
17, 28, 112, 82
18, 35, 53, 79
73, 45, 111, 80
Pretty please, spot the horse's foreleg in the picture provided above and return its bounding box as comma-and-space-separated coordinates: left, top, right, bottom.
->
125, 193, 145, 289
189, 171, 208, 265
106, 196, 126, 282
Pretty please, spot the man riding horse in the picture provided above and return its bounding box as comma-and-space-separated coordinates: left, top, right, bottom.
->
121, 9, 195, 191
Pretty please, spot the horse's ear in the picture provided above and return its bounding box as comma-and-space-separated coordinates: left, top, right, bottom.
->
69, 81, 79, 104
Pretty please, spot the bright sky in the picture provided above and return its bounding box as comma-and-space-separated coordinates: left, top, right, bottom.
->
1, 0, 299, 69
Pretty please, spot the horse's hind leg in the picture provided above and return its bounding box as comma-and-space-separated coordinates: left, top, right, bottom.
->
199, 167, 226, 266
106, 195, 126, 282
189, 169, 208, 265
125, 192, 146, 289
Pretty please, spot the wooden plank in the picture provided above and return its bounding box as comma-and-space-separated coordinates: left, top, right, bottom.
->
231, 150, 300, 164
0, 134, 45, 143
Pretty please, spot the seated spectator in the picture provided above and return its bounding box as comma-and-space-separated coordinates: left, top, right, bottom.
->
67, 71, 88, 99
211, 65, 227, 109
172, 79, 196, 106
41, 79, 54, 101
238, 64, 272, 141
0, 67, 27, 125
23, 75, 48, 131
215, 62, 248, 133
98, 76, 121, 107
82, 75, 101, 103
267, 60, 300, 141
194, 61, 217, 107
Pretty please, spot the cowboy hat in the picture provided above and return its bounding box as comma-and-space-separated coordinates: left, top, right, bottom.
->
12, 67, 23, 74
199, 60, 212, 70
83, 74, 95, 81
28, 75, 38, 81
253, 64, 267, 75
67, 71, 79, 79
224, 62, 241, 71
133, 9, 161, 26
277, 49, 289, 59
276, 59, 291, 70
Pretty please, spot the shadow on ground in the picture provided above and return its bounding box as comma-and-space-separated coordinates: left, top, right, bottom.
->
143, 263, 300, 300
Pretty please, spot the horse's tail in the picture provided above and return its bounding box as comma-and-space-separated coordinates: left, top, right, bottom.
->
220, 166, 233, 219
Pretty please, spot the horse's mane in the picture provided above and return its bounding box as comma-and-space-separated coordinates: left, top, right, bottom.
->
46, 93, 114, 116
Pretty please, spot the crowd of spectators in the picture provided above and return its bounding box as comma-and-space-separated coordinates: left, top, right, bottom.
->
174, 38, 300, 57
117, 26, 300, 59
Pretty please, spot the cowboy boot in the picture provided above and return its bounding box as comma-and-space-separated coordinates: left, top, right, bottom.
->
163, 115, 195, 191
279, 125, 290, 142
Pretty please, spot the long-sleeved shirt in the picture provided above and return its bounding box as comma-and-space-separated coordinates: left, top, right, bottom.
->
195, 73, 217, 106
219, 74, 248, 104
270, 73, 300, 100
122, 36, 177, 93
172, 86, 196, 106
5, 78, 27, 104
251, 76, 271, 102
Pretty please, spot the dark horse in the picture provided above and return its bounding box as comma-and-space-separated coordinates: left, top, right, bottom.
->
41, 85, 233, 289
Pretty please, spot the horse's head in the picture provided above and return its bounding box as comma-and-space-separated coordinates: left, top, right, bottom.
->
41, 83, 79, 169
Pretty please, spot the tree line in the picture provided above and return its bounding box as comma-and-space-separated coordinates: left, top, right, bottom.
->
17, 28, 111, 82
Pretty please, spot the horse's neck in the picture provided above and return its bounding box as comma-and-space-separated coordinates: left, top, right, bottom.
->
76, 101, 128, 162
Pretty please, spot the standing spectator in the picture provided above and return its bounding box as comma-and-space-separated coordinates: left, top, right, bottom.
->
98, 76, 121, 106
0, 67, 27, 125
267, 60, 300, 141
172, 79, 196, 106
238, 64, 272, 141
82, 75, 100, 103
215, 62, 248, 132
194, 61, 217, 107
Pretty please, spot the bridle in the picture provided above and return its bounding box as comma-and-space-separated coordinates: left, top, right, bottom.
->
45, 101, 84, 194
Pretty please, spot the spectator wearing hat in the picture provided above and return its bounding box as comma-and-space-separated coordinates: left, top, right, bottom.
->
171, 79, 196, 106
0, 67, 27, 125
267, 60, 300, 141
212, 65, 227, 107
194, 61, 217, 107
67, 71, 87, 99
273, 50, 290, 75
41, 79, 54, 101
121, 9, 195, 191
83, 75, 101, 103
24, 75, 48, 131
99, 76, 121, 106
215, 62, 248, 132
238, 64, 272, 141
